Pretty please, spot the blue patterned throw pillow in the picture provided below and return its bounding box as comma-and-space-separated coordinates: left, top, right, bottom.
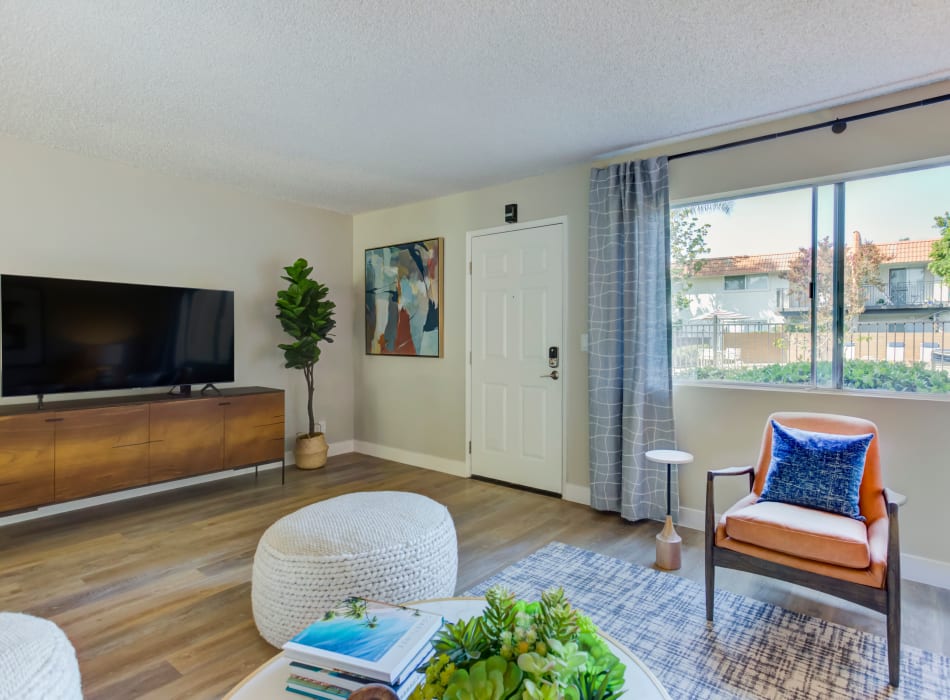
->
758, 420, 874, 520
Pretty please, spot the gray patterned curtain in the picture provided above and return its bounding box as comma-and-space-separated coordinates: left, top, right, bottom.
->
588, 158, 676, 522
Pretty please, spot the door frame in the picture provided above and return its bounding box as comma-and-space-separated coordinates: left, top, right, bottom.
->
465, 215, 569, 491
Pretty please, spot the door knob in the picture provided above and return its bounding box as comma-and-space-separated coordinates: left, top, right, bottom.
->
540, 370, 559, 380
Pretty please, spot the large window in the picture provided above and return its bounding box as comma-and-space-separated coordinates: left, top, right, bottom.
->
671, 162, 950, 394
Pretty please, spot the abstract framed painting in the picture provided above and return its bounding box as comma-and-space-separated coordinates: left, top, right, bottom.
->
364, 237, 443, 357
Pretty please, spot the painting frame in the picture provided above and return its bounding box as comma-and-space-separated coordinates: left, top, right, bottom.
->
364, 237, 443, 357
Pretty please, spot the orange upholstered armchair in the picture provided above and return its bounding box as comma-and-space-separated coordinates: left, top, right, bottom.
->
705, 412, 904, 686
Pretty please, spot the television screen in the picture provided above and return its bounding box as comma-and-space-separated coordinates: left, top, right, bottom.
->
1, 275, 234, 397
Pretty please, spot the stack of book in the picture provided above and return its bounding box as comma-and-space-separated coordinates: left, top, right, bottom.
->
282, 598, 443, 700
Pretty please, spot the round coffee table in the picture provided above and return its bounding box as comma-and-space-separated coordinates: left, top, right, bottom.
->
225, 597, 670, 699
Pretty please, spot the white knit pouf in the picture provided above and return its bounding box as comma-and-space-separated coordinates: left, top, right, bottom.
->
0, 613, 82, 700
251, 491, 458, 647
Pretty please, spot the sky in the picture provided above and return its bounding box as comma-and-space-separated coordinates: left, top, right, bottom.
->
682, 163, 950, 258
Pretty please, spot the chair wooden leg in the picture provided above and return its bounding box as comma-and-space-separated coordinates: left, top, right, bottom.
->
705, 472, 717, 621
886, 494, 902, 687
887, 573, 901, 686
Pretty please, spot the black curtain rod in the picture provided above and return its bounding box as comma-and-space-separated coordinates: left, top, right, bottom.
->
667, 92, 950, 162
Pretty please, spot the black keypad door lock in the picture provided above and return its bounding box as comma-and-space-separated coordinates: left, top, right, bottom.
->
548, 346, 559, 368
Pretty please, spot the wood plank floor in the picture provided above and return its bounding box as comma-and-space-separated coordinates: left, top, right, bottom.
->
1, 453, 946, 698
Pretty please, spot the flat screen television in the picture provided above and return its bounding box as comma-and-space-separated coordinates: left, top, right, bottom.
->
1, 274, 234, 397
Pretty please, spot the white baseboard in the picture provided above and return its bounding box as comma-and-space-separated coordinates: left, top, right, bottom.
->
562, 483, 590, 505
900, 553, 950, 589
354, 441, 469, 478
0, 461, 283, 528
678, 506, 705, 533
328, 440, 354, 457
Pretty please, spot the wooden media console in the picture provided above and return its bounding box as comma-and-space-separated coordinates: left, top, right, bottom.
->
0, 386, 285, 515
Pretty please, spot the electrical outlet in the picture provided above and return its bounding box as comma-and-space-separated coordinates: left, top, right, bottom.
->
317, 419, 327, 435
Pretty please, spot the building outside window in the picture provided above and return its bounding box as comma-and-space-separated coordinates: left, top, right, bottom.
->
671, 162, 950, 394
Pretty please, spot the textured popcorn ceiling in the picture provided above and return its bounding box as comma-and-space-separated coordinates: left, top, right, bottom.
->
1, 1, 949, 214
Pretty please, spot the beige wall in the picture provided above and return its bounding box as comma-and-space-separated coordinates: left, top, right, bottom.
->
353, 80, 950, 569
0, 134, 354, 451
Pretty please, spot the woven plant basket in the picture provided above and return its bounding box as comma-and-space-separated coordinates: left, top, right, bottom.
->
295, 433, 328, 469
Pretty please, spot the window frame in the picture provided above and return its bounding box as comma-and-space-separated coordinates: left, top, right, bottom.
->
723, 275, 746, 291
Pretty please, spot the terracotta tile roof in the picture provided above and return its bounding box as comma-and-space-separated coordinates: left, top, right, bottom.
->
691, 238, 940, 277
873, 239, 938, 265
696, 252, 798, 277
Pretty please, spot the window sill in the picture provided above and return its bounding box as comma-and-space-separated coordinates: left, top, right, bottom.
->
673, 380, 950, 403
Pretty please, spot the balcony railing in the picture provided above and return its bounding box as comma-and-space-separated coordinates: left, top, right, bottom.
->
776, 281, 950, 311
859, 280, 950, 307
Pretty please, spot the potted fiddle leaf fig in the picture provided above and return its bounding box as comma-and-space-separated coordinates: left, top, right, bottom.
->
276, 258, 336, 469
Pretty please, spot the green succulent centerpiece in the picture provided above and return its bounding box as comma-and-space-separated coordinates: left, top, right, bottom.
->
411, 587, 625, 700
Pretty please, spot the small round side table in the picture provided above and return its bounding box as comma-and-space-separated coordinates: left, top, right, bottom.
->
645, 449, 694, 571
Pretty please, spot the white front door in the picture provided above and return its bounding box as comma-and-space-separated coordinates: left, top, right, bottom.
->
470, 221, 563, 493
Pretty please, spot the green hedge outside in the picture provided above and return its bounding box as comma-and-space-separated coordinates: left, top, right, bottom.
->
694, 359, 950, 393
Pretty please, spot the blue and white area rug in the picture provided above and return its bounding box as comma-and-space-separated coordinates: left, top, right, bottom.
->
465, 542, 950, 699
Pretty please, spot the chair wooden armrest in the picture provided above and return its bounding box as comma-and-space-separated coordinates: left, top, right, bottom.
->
707, 465, 755, 498
884, 488, 907, 509
705, 466, 755, 565
708, 465, 755, 479
705, 466, 755, 516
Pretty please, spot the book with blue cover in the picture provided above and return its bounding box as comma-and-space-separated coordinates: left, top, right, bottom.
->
282, 598, 443, 685
286, 664, 426, 700
287, 644, 432, 700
